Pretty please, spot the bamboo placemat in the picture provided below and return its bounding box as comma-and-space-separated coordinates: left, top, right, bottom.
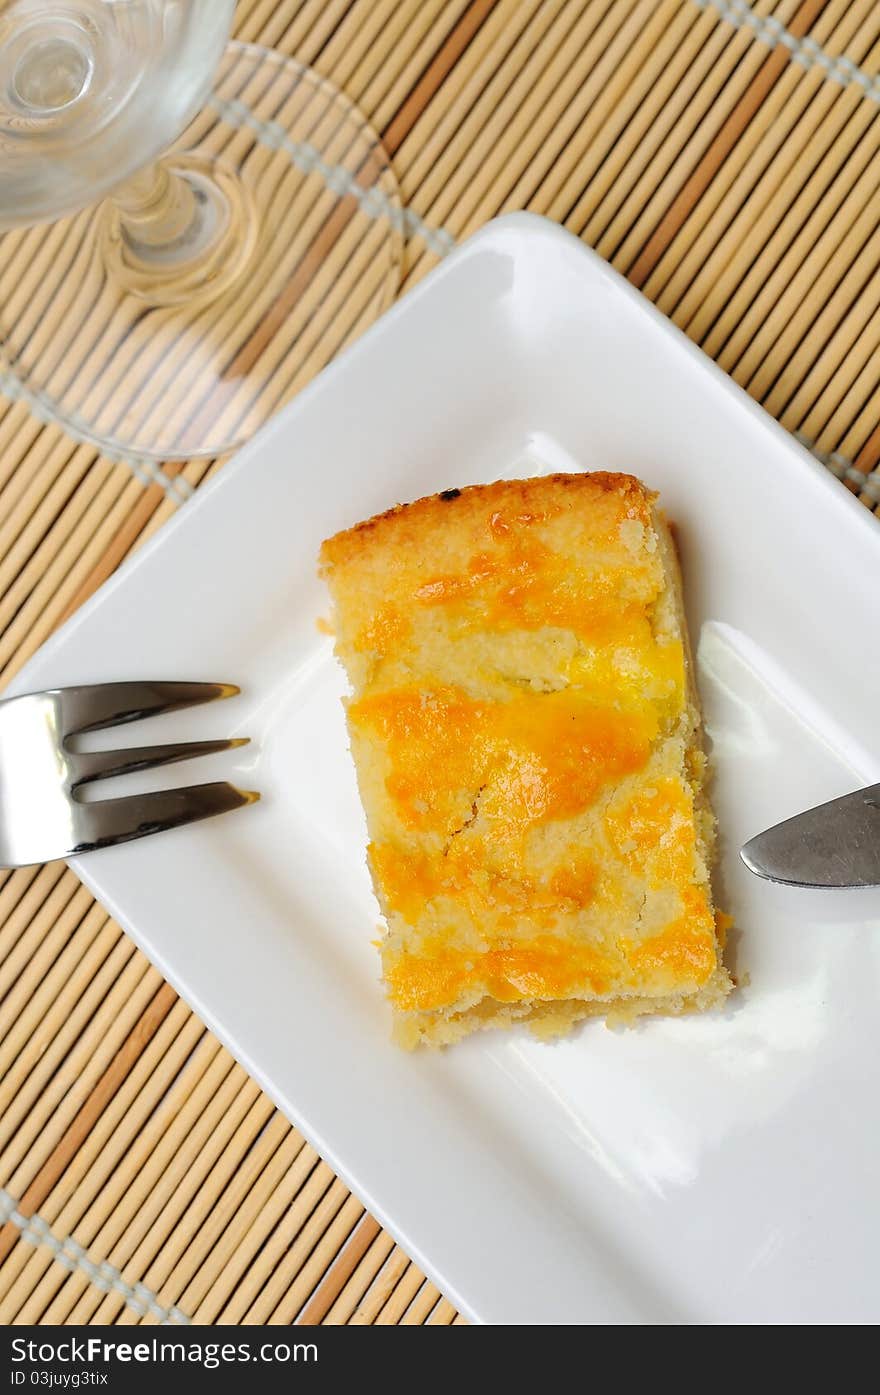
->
1, 0, 879, 1328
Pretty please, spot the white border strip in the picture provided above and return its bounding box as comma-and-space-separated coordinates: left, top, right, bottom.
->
0, 1185, 190, 1325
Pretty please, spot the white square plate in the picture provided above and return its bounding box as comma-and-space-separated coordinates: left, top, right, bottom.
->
12, 214, 880, 1325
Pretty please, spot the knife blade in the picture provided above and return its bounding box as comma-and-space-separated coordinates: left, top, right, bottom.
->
740, 783, 880, 888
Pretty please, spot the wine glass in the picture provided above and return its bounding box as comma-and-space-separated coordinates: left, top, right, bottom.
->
0, 1, 403, 460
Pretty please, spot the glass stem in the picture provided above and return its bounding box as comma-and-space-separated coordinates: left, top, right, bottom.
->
102, 155, 256, 308
111, 162, 200, 250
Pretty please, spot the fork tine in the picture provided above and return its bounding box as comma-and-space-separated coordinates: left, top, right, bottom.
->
70, 738, 249, 787
70, 782, 259, 856
57, 682, 239, 735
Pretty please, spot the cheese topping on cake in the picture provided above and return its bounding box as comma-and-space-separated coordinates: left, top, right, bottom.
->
320, 473, 731, 1047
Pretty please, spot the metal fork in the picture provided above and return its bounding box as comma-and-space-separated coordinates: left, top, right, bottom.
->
0, 682, 258, 868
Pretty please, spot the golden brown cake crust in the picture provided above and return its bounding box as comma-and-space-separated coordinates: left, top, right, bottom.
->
321, 472, 730, 1048
319, 472, 653, 569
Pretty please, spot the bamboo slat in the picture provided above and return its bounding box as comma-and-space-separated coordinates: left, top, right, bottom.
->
2, 0, 880, 1331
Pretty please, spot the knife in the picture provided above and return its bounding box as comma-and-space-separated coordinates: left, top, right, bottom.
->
741, 783, 880, 888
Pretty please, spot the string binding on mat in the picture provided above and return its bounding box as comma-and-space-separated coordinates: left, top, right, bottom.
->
208, 89, 456, 260
0, 365, 195, 504
0, 1185, 191, 1325
0, 53, 456, 495
0, 22, 876, 513
691, 0, 880, 100
794, 433, 880, 503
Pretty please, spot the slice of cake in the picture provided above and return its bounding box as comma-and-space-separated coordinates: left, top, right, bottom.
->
320, 472, 731, 1048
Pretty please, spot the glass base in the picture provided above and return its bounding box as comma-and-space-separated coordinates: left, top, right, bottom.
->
0, 42, 403, 460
